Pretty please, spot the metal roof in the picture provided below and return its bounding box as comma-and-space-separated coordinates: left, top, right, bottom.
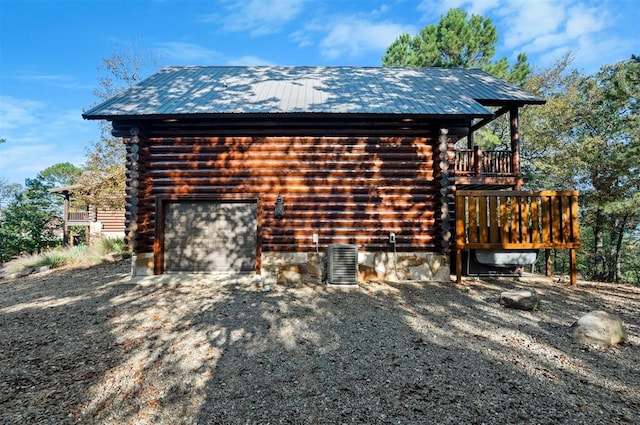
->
83, 66, 544, 120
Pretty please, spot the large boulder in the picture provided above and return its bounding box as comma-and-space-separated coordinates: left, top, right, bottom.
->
499, 288, 540, 311
571, 310, 628, 347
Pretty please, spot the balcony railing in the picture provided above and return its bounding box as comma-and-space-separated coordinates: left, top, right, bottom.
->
455, 190, 581, 285
67, 211, 91, 223
455, 147, 514, 177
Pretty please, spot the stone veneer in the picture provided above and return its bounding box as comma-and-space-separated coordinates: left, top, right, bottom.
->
132, 253, 155, 276
130, 251, 451, 283
261, 251, 451, 285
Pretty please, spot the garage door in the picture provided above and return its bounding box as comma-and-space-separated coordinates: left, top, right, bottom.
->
164, 201, 257, 272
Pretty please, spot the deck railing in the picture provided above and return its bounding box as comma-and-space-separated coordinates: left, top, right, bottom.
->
455, 147, 514, 177
67, 211, 91, 222
455, 190, 581, 285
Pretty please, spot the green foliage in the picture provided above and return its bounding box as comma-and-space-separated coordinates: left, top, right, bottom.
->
520, 53, 583, 189
0, 178, 60, 261
0, 167, 95, 262
485, 53, 532, 85
98, 237, 126, 255
38, 162, 82, 189
620, 233, 640, 285
382, 8, 531, 150
0, 180, 22, 212
382, 8, 531, 83
574, 57, 639, 281
383, 8, 497, 68
38, 162, 84, 213
82, 137, 126, 210
69, 225, 88, 245
522, 55, 639, 282
44, 249, 73, 268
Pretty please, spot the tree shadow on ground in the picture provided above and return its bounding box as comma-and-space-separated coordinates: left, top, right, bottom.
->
0, 261, 146, 424
191, 277, 640, 424
1, 266, 638, 424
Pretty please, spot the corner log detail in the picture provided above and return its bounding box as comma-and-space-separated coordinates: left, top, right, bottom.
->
455, 190, 581, 286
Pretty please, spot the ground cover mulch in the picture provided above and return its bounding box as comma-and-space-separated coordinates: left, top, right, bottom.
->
1, 260, 639, 424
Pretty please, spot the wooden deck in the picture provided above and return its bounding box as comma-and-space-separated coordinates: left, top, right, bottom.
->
455, 190, 581, 285
66, 211, 91, 226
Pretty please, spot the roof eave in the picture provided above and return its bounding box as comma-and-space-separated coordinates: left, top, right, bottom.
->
477, 99, 547, 107
83, 111, 493, 122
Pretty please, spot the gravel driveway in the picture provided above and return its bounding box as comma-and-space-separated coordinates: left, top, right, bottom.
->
1, 260, 639, 424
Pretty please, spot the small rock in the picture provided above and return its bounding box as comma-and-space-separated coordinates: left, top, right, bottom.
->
103, 252, 124, 262
571, 310, 627, 347
9, 268, 35, 279
278, 269, 302, 284
409, 264, 432, 281
499, 288, 540, 311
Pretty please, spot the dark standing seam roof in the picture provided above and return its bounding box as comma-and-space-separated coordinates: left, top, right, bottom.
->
82, 66, 544, 120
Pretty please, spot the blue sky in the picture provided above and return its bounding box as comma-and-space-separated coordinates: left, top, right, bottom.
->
0, 0, 638, 185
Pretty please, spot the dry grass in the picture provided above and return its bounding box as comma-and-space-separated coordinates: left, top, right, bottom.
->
1, 239, 129, 275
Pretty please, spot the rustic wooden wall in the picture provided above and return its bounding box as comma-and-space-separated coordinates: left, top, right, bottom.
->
127, 135, 444, 255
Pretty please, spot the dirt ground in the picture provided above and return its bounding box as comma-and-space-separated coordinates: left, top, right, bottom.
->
1, 260, 639, 424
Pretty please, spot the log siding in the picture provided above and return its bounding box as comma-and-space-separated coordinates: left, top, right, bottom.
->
127, 135, 444, 264
96, 210, 126, 233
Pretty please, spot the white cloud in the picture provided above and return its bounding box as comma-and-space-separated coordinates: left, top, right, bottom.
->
499, 0, 617, 71
564, 3, 606, 38
225, 55, 276, 66
12, 74, 94, 90
418, 0, 501, 17
156, 42, 276, 66
0, 96, 43, 131
155, 42, 222, 64
0, 96, 95, 184
417, 0, 631, 73
294, 11, 416, 60
498, 0, 567, 50
201, 0, 308, 36
319, 18, 415, 59
566, 32, 635, 74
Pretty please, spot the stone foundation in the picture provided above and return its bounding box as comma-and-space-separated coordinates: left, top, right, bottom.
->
132, 252, 155, 276
262, 251, 450, 285
132, 250, 451, 283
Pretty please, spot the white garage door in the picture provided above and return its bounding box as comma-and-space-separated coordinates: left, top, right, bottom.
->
164, 201, 257, 272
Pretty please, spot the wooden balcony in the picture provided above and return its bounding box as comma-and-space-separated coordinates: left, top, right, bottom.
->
66, 211, 92, 226
455, 190, 581, 285
455, 147, 520, 188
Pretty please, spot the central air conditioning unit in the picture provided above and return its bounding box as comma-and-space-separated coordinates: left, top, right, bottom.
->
325, 244, 358, 286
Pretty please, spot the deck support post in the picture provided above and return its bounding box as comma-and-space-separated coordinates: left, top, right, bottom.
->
126, 128, 140, 256
62, 192, 70, 247
473, 145, 482, 177
545, 249, 552, 277
510, 107, 521, 189
456, 248, 463, 284
438, 128, 452, 257
569, 249, 577, 286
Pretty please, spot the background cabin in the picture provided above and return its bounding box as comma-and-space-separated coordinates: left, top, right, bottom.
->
83, 66, 557, 282
50, 186, 125, 246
